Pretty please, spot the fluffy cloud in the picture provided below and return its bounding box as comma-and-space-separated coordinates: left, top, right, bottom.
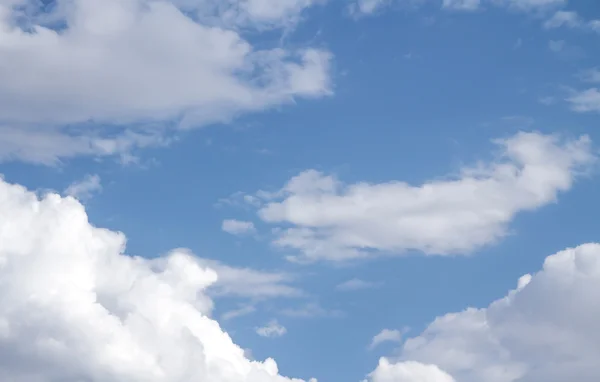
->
250, 132, 594, 262
0, 175, 314, 382
369, 329, 403, 350
255, 320, 287, 338
365, 359, 455, 382
0, 0, 331, 164
222, 219, 257, 236
370, 242, 600, 382
64, 174, 102, 201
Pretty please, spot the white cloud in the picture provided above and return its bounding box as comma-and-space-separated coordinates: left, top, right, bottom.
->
544, 10, 580, 28
0, 0, 331, 164
195, 0, 322, 29
222, 219, 257, 235
369, 329, 403, 350
365, 358, 455, 382
352, 0, 566, 16
194, 256, 304, 300
442, 0, 481, 11
370, 242, 600, 382
348, 0, 389, 16
543, 10, 600, 32
0, 175, 316, 382
64, 174, 102, 201
492, 0, 566, 11
251, 132, 594, 263
256, 320, 287, 338
567, 88, 600, 113
222, 305, 257, 321
0, 127, 168, 165
336, 278, 381, 291
280, 303, 343, 318
580, 68, 600, 83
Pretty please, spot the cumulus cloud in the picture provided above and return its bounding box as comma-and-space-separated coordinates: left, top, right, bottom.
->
250, 132, 594, 263
0, 175, 317, 382
369, 243, 600, 382
365, 358, 455, 382
64, 174, 102, 201
369, 329, 403, 350
255, 320, 287, 338
222, 219, 257, 235
335, 278, 382, 292
0, 0, 331, 164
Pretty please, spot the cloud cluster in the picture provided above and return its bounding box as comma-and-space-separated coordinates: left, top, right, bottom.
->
0, 175, 314, 382
250, 132, 594, 262
0, 0, 331, 164
368, 242, 600, 382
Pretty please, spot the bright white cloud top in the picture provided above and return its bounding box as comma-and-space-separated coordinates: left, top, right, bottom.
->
368, 242, 600, 382
250, 132, 595, 262
0, 176, 314, 382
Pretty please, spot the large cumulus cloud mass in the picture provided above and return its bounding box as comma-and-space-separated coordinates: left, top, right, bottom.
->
367, 243, 600, 382
0, 175, 315, 382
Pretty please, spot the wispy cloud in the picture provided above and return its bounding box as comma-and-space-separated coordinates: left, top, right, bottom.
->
222, 219, 257, 236
64, 174, 102, 201
256, 320, 287, 338
369, 329, 405, 350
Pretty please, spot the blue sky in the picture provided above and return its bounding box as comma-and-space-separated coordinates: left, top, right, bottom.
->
1, 1, 600, 382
